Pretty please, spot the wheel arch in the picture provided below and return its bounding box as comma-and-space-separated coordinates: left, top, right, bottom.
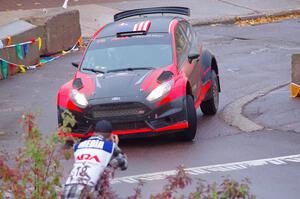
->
211, 57, 218, 76
211, 56, 220, 92
202, 49, 221, 92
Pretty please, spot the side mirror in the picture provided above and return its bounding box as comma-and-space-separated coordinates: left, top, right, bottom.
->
72, 61, 79, 68
188, 53, 200, 64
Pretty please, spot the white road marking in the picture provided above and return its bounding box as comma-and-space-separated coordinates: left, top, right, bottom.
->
112, 154, 300, 184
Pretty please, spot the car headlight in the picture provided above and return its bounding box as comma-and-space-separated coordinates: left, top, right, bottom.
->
146, 80, 174, 102
70, 89, 88, 108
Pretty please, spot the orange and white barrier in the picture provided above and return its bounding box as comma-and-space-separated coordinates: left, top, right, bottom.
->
291, 54, 300, 97
290, 82, 300, 97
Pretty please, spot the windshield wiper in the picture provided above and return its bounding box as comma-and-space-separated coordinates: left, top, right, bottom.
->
82, 68, 105, 74
107, 67, 155, 73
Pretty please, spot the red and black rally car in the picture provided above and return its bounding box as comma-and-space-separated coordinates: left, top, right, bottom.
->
57, 7, 220, 141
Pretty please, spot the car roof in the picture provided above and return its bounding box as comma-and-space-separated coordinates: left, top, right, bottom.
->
96, 16, 183, 38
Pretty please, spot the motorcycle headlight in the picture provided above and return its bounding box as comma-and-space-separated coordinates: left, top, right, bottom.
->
70, 89, 88, 108
146, 80, 174, 102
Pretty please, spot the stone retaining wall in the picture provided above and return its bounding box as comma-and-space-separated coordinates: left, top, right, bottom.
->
0, 20, 41, 79
0, 8, 81, 80
24, 8, 81, 55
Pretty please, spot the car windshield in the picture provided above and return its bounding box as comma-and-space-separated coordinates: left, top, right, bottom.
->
80, 34, 173, 73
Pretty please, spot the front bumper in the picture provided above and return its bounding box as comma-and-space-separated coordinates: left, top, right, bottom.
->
58, 96, 188, 138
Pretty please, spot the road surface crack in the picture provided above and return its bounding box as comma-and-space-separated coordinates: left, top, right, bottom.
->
216, 0, 260, 13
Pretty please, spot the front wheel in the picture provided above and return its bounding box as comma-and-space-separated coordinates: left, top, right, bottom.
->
200, 70, 219, 115
177, 95, 197, 141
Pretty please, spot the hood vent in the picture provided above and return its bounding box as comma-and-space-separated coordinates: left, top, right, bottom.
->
72, 78, 83, 90
117, 31, 146, 37
157, 71, 173, 83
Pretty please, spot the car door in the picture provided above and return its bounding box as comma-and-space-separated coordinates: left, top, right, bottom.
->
182, 21, 204, 103
175, 22, 201, 101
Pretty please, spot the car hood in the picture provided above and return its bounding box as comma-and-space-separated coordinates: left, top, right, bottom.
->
89, 70, 152, 100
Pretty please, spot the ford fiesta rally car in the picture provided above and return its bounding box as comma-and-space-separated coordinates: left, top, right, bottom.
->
57, 7, 220, 141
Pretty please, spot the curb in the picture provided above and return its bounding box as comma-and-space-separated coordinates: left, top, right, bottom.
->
221, 82, 289, 132
190, 16, 236, 26
190, 8, 300, 26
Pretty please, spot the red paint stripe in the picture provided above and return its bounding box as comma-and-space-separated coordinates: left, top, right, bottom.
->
136, 23, 141, 31
195, 80, 212, 108
113, 121, 188, 135
91, 24, 106, 39
141, 21, 146, 31
140, 68, 162, 92
143, 21, 151, 31
133, 24, 138, 31
153, 121, 188, 132
202, 66, 211, 78
141, 21, 147, 31
58, 121, 188, 138
168, 19, 177, 33
169, 19, 178, 65
137, 22, 144, 31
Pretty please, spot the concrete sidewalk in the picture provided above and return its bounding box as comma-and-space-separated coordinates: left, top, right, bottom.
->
244, 85, 300, 134
1, 0, 300, 37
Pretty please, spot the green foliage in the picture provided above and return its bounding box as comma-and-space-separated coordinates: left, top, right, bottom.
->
60, 109, 76, 133
186, 177, 255, 199
0, 111, 76, 198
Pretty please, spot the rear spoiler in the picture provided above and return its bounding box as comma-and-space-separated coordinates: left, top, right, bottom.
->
114, 6, 190, 21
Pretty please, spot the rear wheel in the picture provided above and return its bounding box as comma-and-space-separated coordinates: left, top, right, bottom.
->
200, 70, 219, 115
177, 95, 197, 141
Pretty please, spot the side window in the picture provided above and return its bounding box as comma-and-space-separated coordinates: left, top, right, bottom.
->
181, 21, 193, 43
175, 25, 189, 69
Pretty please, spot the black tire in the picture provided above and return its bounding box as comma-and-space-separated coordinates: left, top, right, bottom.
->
200, 70, 219, 115
177, 95, 197, 141
58, 114, 62, 127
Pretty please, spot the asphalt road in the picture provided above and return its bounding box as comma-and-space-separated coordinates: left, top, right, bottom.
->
1, 18, 300, 198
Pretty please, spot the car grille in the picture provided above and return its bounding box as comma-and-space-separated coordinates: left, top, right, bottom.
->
90, 102, 149, 119
112, 121, 148, 131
